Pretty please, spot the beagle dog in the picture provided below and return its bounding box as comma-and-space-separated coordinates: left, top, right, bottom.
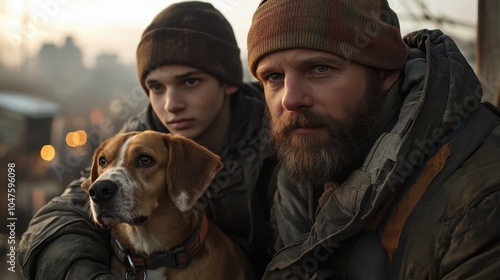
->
82, 130, 255, 280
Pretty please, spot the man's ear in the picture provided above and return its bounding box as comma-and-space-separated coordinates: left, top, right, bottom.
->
163, 134, 224, 212
380, 69, 402, 91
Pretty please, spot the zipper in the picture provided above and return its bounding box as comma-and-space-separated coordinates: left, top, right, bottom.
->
272, 235, 308, 259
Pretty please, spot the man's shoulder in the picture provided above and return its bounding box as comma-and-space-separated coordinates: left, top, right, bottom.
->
397, 139, 500, 277
435, 103, 500, 204
445, 135, 500, 200
402, 120, 500, 237
419, 105, 500, 214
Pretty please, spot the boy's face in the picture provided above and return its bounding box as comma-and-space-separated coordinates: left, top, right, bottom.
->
146, 65, 237, 143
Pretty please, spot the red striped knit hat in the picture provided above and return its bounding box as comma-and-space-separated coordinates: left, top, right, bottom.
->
247, 0, 408, 76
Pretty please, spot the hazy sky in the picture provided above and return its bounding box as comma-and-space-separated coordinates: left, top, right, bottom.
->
1, 0, 477, 68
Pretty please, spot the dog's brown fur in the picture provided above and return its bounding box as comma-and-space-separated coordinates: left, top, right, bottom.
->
82, 130, 254, 279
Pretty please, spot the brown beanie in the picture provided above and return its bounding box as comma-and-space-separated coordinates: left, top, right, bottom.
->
137, 1, 242, 94
247, 0, 408, 77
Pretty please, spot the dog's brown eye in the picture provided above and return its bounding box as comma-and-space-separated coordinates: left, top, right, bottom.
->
139, 155, 154, 167
98, 156, 107, 167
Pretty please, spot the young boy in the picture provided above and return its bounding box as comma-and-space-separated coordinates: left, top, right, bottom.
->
19, 2, 276, 279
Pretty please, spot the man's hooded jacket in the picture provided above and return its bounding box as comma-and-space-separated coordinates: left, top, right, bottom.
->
267, 29, 500, 279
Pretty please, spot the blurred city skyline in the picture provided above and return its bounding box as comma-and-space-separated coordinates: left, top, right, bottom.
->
0, 0, 478, 69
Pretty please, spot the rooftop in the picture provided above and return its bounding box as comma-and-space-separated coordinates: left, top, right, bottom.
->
0, 91, 60, 118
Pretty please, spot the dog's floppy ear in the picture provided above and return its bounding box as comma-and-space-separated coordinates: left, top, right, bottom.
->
81, 145, 102, 191
164, 134, 223, 212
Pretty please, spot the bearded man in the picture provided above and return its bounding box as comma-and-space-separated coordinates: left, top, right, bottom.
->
247, 0, 500, 279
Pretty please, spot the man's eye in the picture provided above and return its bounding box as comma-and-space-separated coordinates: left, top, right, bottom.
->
266, 73, 283, 81
98, 156, 107, 168
138, 155, 154, 167
314, 65, 330, 73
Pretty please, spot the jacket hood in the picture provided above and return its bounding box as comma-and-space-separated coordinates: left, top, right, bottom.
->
367, 29, 482, 215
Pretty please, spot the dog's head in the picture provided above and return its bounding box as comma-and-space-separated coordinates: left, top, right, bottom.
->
81, 130, 223, 227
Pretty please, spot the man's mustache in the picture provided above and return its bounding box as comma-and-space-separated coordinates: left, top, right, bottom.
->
274, 111, 336, 134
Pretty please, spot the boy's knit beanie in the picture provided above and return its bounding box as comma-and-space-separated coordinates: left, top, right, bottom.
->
247, 0, 408, 76
137, 1, 242, 94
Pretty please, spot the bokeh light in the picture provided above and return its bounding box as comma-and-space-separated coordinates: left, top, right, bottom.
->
40, 145, 56, 161
66, 130, 88, 147
66, 132, 78, 147
75, 130, 87, 145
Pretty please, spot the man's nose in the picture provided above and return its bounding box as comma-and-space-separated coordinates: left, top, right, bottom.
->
281, 76, 313, 111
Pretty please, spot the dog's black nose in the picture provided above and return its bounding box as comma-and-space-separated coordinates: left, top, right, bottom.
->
89, 180, 118, 204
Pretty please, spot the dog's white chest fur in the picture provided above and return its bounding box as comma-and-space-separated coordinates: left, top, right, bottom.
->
146, 268, 167, 280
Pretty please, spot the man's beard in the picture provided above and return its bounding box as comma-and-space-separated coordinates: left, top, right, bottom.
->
266, 70, 386, 186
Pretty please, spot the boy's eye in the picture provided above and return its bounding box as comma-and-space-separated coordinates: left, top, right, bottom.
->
184, 79, 199, 86
147, 82, 164, 93
152, 84, 164, 92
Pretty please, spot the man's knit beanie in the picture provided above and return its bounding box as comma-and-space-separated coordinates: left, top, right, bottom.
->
247, 0, 408, 76
137, 1, 242, 94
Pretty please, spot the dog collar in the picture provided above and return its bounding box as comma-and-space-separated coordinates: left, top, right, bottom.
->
112, 210, 209, 274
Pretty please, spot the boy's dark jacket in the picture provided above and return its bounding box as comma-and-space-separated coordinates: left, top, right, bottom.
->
18, 82, 277, 279
268, 29, 500, 279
